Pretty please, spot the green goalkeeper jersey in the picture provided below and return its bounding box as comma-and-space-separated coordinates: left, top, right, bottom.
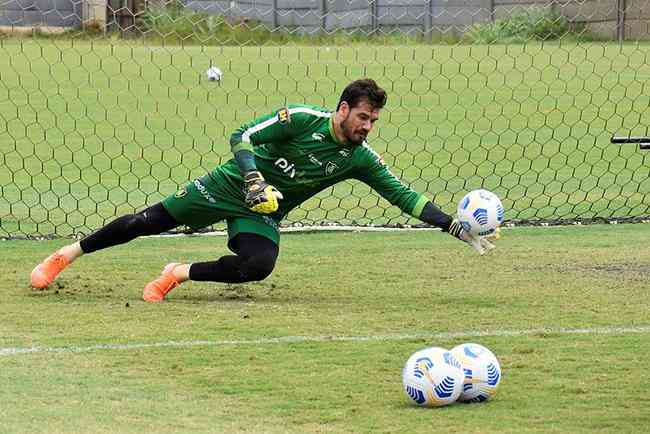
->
214, 103, 429, 221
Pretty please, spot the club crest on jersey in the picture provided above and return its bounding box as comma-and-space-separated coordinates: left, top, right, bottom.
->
325, 161, 339, 176
277, 108, 291, 124
175, 187, 187, 198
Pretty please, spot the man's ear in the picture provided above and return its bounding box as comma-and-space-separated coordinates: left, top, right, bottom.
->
338, 101, 350, 117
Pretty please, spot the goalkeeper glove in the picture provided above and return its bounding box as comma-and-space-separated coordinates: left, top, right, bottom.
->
447, 219, 498, 255
243, 171, 283, 214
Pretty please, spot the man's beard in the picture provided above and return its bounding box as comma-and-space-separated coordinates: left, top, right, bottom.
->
341, 115, 366, 146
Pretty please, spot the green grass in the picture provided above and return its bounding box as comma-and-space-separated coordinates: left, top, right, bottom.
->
1, 224, 650, 433
1, 39, 650, 237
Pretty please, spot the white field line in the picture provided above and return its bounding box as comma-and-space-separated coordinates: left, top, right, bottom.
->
1, 325, 649, 357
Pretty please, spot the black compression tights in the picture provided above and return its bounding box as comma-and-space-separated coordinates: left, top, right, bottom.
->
189, 233, 278, 283
79, 203, 278, 283
80, 203, 178, 253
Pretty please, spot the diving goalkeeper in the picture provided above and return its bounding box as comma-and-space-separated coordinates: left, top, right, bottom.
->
31, 79, 496, 302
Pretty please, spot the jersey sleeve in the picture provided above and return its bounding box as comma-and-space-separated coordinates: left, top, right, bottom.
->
353, 144, 429, 218
229, 107, 309, 153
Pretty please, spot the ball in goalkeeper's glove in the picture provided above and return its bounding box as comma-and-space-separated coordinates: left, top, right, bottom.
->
243, 171, 283, 214
446, 219, 498, 255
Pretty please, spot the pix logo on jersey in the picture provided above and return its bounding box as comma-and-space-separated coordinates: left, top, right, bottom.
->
274, 157, 296, 178
277, 108, 291, 124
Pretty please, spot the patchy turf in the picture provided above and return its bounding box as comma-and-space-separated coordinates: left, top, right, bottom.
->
2, 224, 650, 432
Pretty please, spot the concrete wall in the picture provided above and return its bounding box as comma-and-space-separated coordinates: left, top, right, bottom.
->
183, 0, 649, 40
0, 0, 83, 27
2, 0, 649, 40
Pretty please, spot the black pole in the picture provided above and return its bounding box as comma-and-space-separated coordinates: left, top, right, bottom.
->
616, 0, 626, 43
611, 136, 650, 150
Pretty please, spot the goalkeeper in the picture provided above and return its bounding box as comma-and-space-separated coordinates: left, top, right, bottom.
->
31, 79, 497, 302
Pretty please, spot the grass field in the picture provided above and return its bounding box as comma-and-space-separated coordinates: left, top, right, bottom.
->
1, 39, 649, 237
2, 224, 650, 433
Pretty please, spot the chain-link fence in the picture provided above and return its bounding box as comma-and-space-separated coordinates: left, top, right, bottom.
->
0, 0, 649, 238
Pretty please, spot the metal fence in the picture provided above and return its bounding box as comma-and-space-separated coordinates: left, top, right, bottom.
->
182, 0, 648, 42
0, 0, 649, 238
1, 1, 649, 41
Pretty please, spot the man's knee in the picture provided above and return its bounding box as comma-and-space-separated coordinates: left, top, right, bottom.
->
126, 207, 173, 237
241, 253, 276, 281
122, 213, 147, 236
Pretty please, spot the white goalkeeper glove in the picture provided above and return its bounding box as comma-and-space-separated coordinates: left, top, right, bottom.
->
447, 219, 499, 255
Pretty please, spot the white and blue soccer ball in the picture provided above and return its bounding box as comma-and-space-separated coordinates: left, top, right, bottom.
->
402, 346, 465, 407
457, 189, 504, 237
450, 343, 502, 403
206, 66, 222, 81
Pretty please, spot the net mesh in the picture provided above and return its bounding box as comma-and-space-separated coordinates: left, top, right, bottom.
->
0, 0, 649, 237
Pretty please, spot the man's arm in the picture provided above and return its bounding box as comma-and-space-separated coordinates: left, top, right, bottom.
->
354, 145, 432, 222
354, 146, 495, 254
419, 201, 496, 255
229, 107, 294, 174
229, 107, 296, 213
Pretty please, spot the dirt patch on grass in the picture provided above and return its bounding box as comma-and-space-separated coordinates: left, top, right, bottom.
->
514, 263, 650, 279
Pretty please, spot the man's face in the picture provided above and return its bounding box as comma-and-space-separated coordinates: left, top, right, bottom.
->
340, 100, 380, 146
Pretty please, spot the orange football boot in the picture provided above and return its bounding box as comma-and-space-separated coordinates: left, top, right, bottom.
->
31, 252, 70, 289
142, 263, 181, 302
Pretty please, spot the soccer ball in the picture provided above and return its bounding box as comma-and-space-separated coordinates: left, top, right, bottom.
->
457, 189, 504, 237
450, 343, 502, 403
402, 346, 465, 407
206, 66, 222, 82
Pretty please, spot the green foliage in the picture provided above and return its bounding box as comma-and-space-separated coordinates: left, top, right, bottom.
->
138, 4, 450, 45
1, 4, 612, 46
466, 9, 588, 44
139, 3, 288, 44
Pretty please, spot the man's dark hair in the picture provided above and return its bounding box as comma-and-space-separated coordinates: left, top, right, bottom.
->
337, 79, 387, 111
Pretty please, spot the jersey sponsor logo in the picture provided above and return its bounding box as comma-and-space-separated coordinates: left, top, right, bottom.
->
262, 216, 279, 231
308, 154, 323, 167
193, 179, 216, 203
325, 161, 339, 176
274, 157, 296, 178
277, 108, 291, 124
312, 132, 325, 141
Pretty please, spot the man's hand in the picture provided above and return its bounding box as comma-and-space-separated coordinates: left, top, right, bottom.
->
244, 171, 283, 214
447, 219, 498, 255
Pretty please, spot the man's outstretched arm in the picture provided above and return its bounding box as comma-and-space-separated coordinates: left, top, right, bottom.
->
354, 147, 496, 254
418, 201, 496, 255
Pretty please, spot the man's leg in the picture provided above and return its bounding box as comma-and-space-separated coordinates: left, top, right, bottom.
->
191, 233, 279, 282
31, 203, 179, 288
142, 233, 278, 302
